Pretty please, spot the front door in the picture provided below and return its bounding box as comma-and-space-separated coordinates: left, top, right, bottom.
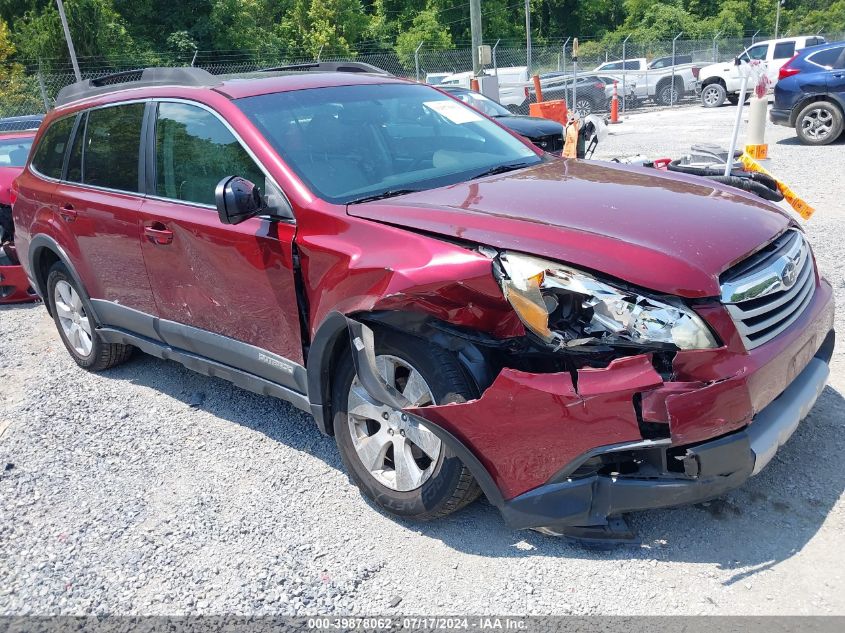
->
138, 100, 304, 386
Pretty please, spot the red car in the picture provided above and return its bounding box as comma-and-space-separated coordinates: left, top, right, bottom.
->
12, 67, 834, 542
0, 124, 39, 303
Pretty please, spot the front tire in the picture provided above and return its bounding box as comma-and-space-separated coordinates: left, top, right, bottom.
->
701, 83, 727, 108
795, 101, 844, 145
332, 330, 481, 520
47, 262, 133, 371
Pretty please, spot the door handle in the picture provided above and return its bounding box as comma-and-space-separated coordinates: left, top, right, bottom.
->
143, 222, 174, 245
58, 203, 77, 222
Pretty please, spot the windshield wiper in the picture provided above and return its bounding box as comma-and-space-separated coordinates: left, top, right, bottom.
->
347, 189, 420, 205
470, 161, 534, 180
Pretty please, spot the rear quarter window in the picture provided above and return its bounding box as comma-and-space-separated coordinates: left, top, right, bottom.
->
30, 116, 76, 179
773, 42, 796, 59
809, 47, 845, 69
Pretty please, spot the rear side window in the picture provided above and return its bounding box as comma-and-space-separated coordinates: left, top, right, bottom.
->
809, 47, 845, 69
154, 102, 264, 206
30, 116, 75, 179
0, 137, 33, 167
82, 104, 144, 192
773, 42, 796, 59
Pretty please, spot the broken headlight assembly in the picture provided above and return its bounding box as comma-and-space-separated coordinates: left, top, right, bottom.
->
496, 252, 718, 350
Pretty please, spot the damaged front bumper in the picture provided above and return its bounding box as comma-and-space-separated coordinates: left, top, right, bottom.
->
0, 261, 37, 303
345, 279, 834, 534
498, 354, 829, 532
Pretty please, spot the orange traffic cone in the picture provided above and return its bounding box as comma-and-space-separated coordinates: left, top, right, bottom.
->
610, 81, 621, 124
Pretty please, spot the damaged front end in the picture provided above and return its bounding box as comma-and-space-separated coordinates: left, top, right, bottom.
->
0, 205, 37, 304
340, 244, 834, 542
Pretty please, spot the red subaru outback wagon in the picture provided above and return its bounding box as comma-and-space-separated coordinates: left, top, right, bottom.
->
12, 67, 835, 541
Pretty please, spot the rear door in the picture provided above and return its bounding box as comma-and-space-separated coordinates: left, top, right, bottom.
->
824, 46, 845, 98
53, 102, 157, 315
138, 99, 304, 383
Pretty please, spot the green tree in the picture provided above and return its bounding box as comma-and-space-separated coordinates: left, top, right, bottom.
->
12, 0, 135, 67
394, 8, 453, 70
0, 18, 42, 116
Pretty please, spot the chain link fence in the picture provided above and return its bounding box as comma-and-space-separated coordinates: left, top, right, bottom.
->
2, 32, 843, 120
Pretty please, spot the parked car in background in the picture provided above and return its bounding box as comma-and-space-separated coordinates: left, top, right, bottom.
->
0, 114, 43, 133
425, 72, 452, 86
439, 67, 530, 110
12, 67, 835, 541
440, 86, 564, 154
770, 41, 845, 145
697, 35, 827, 107
0, 126, 38, 303
594, 57, 700, 105
517, 74, 636, 117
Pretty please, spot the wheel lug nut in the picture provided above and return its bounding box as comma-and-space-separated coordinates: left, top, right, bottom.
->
399, 430, 405, 437
388, 429, 394, 436
401, 414, 408, 422
381, 412, 389, 420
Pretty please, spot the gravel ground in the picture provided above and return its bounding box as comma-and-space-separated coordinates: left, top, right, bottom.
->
2, 103, 844, 616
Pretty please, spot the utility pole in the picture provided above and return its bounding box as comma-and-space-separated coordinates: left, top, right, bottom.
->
524, 0, 532, 74
775, 1, 784, 39
56, 0, 81, 82
470, 0, 483, 75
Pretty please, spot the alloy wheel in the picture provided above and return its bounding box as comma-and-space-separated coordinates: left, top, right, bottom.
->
574, 98, 593, 117
346, 354, 441, 491
801, 108, 834, 141
660, 85, 679, 105
702, 86, 722, 106
54, 280, 93, 357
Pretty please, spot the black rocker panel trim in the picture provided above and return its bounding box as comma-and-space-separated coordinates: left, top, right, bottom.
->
90, 299, 307, 394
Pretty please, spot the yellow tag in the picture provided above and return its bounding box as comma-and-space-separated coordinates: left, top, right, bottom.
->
739, 153, 815, 220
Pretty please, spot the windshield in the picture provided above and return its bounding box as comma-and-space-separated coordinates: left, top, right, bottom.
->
236, 83, 539, 204
447, 90, 512, 117
0, 137, 33, 167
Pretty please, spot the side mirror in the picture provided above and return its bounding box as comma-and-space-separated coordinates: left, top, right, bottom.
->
215, 176, 263, 225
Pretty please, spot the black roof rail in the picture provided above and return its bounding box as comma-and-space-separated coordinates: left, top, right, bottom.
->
257, 61, 392, 76
55, 67, 217, 107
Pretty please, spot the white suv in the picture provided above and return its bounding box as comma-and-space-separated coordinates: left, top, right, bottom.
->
697, 35, 827, 107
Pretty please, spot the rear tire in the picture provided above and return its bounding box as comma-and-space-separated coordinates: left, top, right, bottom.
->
795, 101, 843, 146
701, 83, 727, 108
332, 329, 481, 521
47, 262, 133, 371
657, 81, 681, 106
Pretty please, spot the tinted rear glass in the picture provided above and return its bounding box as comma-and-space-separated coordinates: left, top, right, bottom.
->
83, 103, 144, 192
31, 116, 75, 179
773, 42, 796, 59
0, 137, 33, 167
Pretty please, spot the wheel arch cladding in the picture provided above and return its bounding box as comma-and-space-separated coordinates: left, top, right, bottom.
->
28, 235, 93, 319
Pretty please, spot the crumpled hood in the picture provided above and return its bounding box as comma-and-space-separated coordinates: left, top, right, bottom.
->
347, 159, 792, 298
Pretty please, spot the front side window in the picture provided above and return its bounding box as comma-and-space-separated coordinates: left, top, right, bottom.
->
740, 44, 768, 63
30, 116, 75, 179
0, 137, 33, 167
154, 102, 265, 206
83, 103, 144, 192
236, 83, 539, 204
773, 42, 796, 60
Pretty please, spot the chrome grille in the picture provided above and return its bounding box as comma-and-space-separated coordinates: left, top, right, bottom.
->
721, 229, 816, 349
